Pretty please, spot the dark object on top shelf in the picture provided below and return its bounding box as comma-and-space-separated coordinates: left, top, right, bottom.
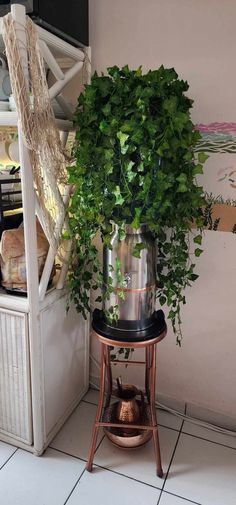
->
9, 166, 20, 175
0, 1, 89, 47
0, 177, 22, 237
3, 212, 23, 231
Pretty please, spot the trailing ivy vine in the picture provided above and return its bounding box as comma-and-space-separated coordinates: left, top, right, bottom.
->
67, 65, 207, 345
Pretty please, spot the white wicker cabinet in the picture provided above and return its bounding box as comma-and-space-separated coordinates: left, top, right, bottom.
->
0, 292, 89, 454
0, 308, 32, 444
0, 4, 90, 455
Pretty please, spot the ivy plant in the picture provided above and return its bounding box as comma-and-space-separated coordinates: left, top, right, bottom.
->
67, 65, 207, 345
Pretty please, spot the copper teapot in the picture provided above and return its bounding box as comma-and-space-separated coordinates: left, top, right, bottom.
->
114, 379, 144, 435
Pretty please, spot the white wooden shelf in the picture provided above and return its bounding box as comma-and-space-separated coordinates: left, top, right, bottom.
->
0, 4, 90, 456
0, 290, 29, 312
0, 111, 18, 126
0, 282, 66, 314
0, 111, 73, 131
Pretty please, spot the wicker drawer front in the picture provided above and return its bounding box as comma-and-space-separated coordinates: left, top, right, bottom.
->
0, 309, 32, 444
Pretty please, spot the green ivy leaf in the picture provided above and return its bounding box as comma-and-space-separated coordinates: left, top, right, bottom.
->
104, 162, 113, 174
114, 185, 125, 205
168, 309, 176, 320
159, 296, 166, 306
176, 173, 187, 184
102, 103, 111, 116
189, 273, 199, 281
104, 149, 113, 161
183, 151, 193, 161
193, 234, 202, 245
163, 96, 178, 114
117, 290, 126, 301
193, 164, 203, 176
138, 162, 144, 172
194, 248, 203, 257
62, 230, 71, 240
132, 242, 146, 258
116, 258, 121, 270
117, 131, 129, 147
177, 183, 188, 193
131, 207, 142, 229
125, 160, 135, 181
103, 234, 112, 247
99, 120, 110, 134
135, 66, 142, 77
121, 122, 133, 133
198, 152, 209, 164
118, 223, 126, 240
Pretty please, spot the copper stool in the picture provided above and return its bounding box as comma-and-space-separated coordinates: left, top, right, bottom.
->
86, 309, 167, 477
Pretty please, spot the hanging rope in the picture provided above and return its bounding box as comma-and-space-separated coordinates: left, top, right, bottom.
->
2, 14, 85, 254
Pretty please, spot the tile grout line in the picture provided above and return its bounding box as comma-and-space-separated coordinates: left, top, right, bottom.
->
81, 399, 98, 407
49, 434, 105, 464
49, 427, 105, 463
0, 448, 18, 471
50, 440, 104, 505
94, 433, 106, 454
92, 462, 163, 491
50, 440, 202, 504
63, 467, 86, 505
181, 430, 236, 452
156, 403, 186, 505
86, 420, 183, 491
157, 423, 180, 434
51, 395, 236, 505
161, 489, 202, 505
49, 445, 162, 492
50, 428, 228, 505
48, 446, 87, 463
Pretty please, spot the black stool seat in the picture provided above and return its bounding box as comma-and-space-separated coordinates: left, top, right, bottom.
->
92, 309, 167, 343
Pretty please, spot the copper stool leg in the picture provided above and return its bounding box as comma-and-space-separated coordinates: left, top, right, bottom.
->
105, 346, 113, 408
149, 343, 163, 478
145, 346, 151, 402
86, 343, 106, 472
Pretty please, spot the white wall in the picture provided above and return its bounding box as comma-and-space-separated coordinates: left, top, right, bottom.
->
89, 0, 236, 419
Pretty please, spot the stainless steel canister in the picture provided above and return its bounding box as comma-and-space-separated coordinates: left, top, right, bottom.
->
103, 224, 156, 330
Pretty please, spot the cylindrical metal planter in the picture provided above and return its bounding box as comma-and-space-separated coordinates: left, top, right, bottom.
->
103, 224, 156, 331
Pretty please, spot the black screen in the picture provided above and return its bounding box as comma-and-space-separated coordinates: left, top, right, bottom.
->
0, 0, 89, 46
38, 0, 88, 46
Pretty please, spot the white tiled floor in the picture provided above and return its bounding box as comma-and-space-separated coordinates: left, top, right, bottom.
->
0, 441, 17, 469
1, 389, 236, 505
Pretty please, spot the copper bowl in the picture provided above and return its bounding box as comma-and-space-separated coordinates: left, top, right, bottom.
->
103, 400, 153, 449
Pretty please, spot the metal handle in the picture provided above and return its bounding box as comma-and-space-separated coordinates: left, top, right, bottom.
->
137, 389, 145, 418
